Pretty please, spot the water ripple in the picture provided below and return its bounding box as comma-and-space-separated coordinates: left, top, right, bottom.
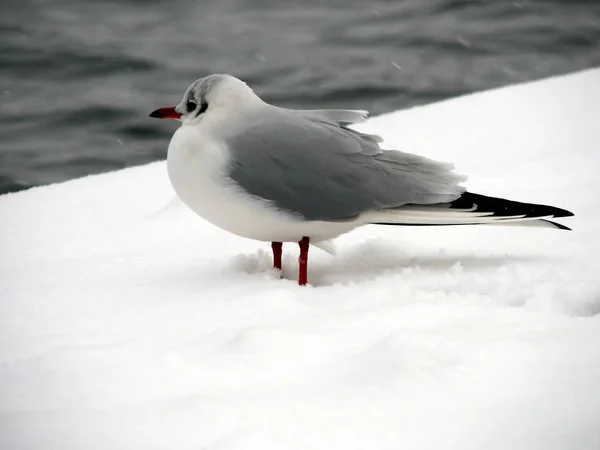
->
1, 0, 599, 194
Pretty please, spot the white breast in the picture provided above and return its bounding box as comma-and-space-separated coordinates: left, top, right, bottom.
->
166, 125, 357, 243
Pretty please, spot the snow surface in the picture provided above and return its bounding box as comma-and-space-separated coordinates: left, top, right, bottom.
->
1, 69, 600, 450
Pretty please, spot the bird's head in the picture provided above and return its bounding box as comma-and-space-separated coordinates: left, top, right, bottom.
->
149, 74, 257, 125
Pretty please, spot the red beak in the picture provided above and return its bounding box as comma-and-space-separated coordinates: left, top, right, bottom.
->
149, 106, 182, 120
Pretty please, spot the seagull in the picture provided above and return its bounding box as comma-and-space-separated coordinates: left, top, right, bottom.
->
150, 74, 573, 286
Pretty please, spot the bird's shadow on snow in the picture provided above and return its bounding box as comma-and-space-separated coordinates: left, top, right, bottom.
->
229, 239, 546, 287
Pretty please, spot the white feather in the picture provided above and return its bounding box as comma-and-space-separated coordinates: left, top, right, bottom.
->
362, 208, 556, 226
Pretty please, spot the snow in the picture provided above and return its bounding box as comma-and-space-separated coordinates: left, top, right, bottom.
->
1, 69, 600, 450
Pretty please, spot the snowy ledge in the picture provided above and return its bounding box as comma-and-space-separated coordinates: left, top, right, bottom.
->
1, 69, 600, 450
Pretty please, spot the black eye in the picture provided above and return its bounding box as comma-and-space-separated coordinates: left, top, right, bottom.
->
185, 101, 197, 113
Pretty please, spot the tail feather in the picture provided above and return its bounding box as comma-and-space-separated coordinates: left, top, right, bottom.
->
367, 191, 574, 231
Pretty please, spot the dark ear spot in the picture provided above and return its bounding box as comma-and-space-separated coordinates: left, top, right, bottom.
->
199, 101, 208, 115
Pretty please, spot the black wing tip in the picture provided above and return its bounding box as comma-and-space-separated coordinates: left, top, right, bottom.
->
551, 208, 575, 219
542, 220, 572, 231
452, 192, 575, 220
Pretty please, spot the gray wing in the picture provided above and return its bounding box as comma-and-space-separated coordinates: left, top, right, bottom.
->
278, 107, 384, 145
280, 107, 369, 125
226, 108, 466, 222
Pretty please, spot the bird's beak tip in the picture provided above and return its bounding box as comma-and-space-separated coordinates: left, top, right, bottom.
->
149, 106, 182, 120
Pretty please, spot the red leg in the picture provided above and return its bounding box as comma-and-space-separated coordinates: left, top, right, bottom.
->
271, 242, 283, 270
298, 236, 310, 286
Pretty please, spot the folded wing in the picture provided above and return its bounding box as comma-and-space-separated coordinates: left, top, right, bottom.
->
226, 107, 466, 222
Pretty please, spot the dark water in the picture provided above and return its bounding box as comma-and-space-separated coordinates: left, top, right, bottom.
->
1, 0, 599, 195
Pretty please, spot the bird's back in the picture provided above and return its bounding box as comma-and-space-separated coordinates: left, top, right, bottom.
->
225, 106, 466, 221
